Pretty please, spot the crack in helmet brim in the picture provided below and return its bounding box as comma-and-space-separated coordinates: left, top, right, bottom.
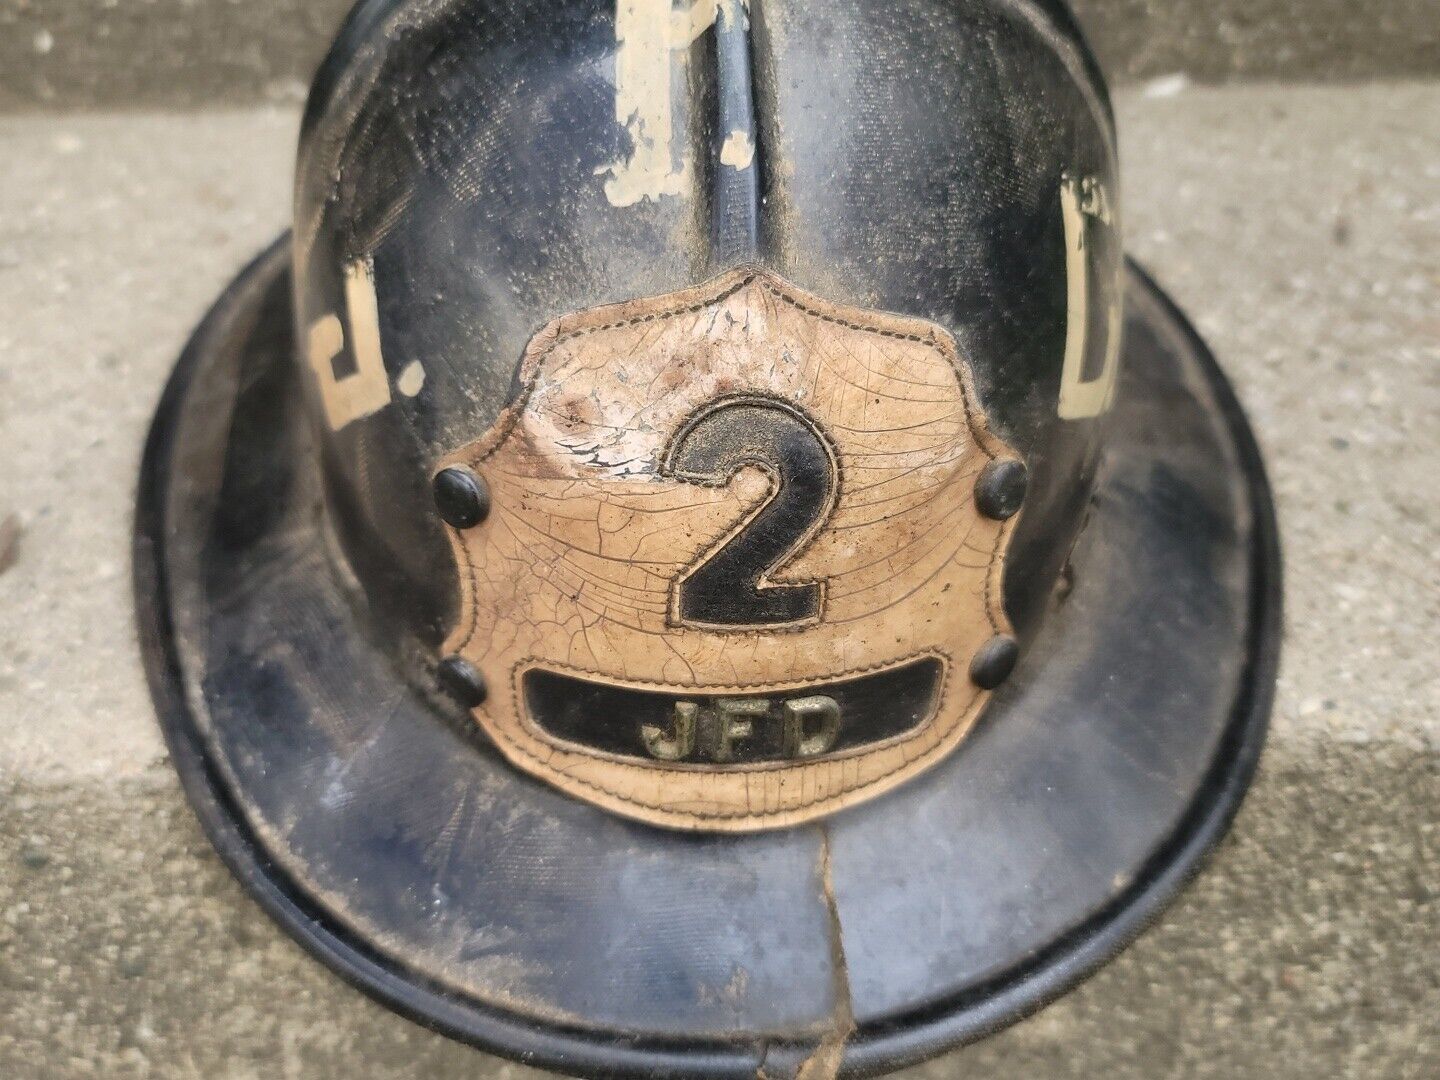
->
135, 236, 1280, 1078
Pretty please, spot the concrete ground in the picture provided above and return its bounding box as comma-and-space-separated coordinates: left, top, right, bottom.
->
1, 83, 1437, 1077
3, 0, 1437, 108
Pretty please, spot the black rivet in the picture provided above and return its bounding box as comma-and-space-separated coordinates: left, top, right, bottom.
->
437, 656, 487, 708
433, 467, 490, 529
974, 459, 1028, 521
970, 635, 1019, 690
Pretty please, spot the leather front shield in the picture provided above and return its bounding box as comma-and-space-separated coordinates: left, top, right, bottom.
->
438, 268, 1018, 831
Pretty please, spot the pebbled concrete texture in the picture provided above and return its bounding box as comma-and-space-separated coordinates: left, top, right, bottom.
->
1, 0, 1439, 110
0, 84, 1437, 1076
1, 751, 1433, 1079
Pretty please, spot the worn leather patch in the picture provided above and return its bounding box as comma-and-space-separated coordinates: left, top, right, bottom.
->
438, 267, 1019, 831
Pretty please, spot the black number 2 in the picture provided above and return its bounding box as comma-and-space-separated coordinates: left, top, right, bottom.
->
662, 396, 838, 629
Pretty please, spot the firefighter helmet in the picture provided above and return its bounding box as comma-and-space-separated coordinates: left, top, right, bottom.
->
136, 0, 1279, 1074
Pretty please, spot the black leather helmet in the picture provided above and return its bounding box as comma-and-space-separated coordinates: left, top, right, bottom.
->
135, 0, 1280, 1074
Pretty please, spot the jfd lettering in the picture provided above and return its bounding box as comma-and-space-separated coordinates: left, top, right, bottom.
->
641, 695, 841, 763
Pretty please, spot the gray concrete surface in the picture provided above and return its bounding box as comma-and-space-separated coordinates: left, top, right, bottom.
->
1, 83, 1437, 1076
2, 0, 1439, 110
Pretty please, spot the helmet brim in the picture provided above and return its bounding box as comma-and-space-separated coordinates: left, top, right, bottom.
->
135, 236, 1280, 1078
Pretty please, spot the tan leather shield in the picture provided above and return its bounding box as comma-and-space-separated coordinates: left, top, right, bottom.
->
438, 267, 1019, 830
